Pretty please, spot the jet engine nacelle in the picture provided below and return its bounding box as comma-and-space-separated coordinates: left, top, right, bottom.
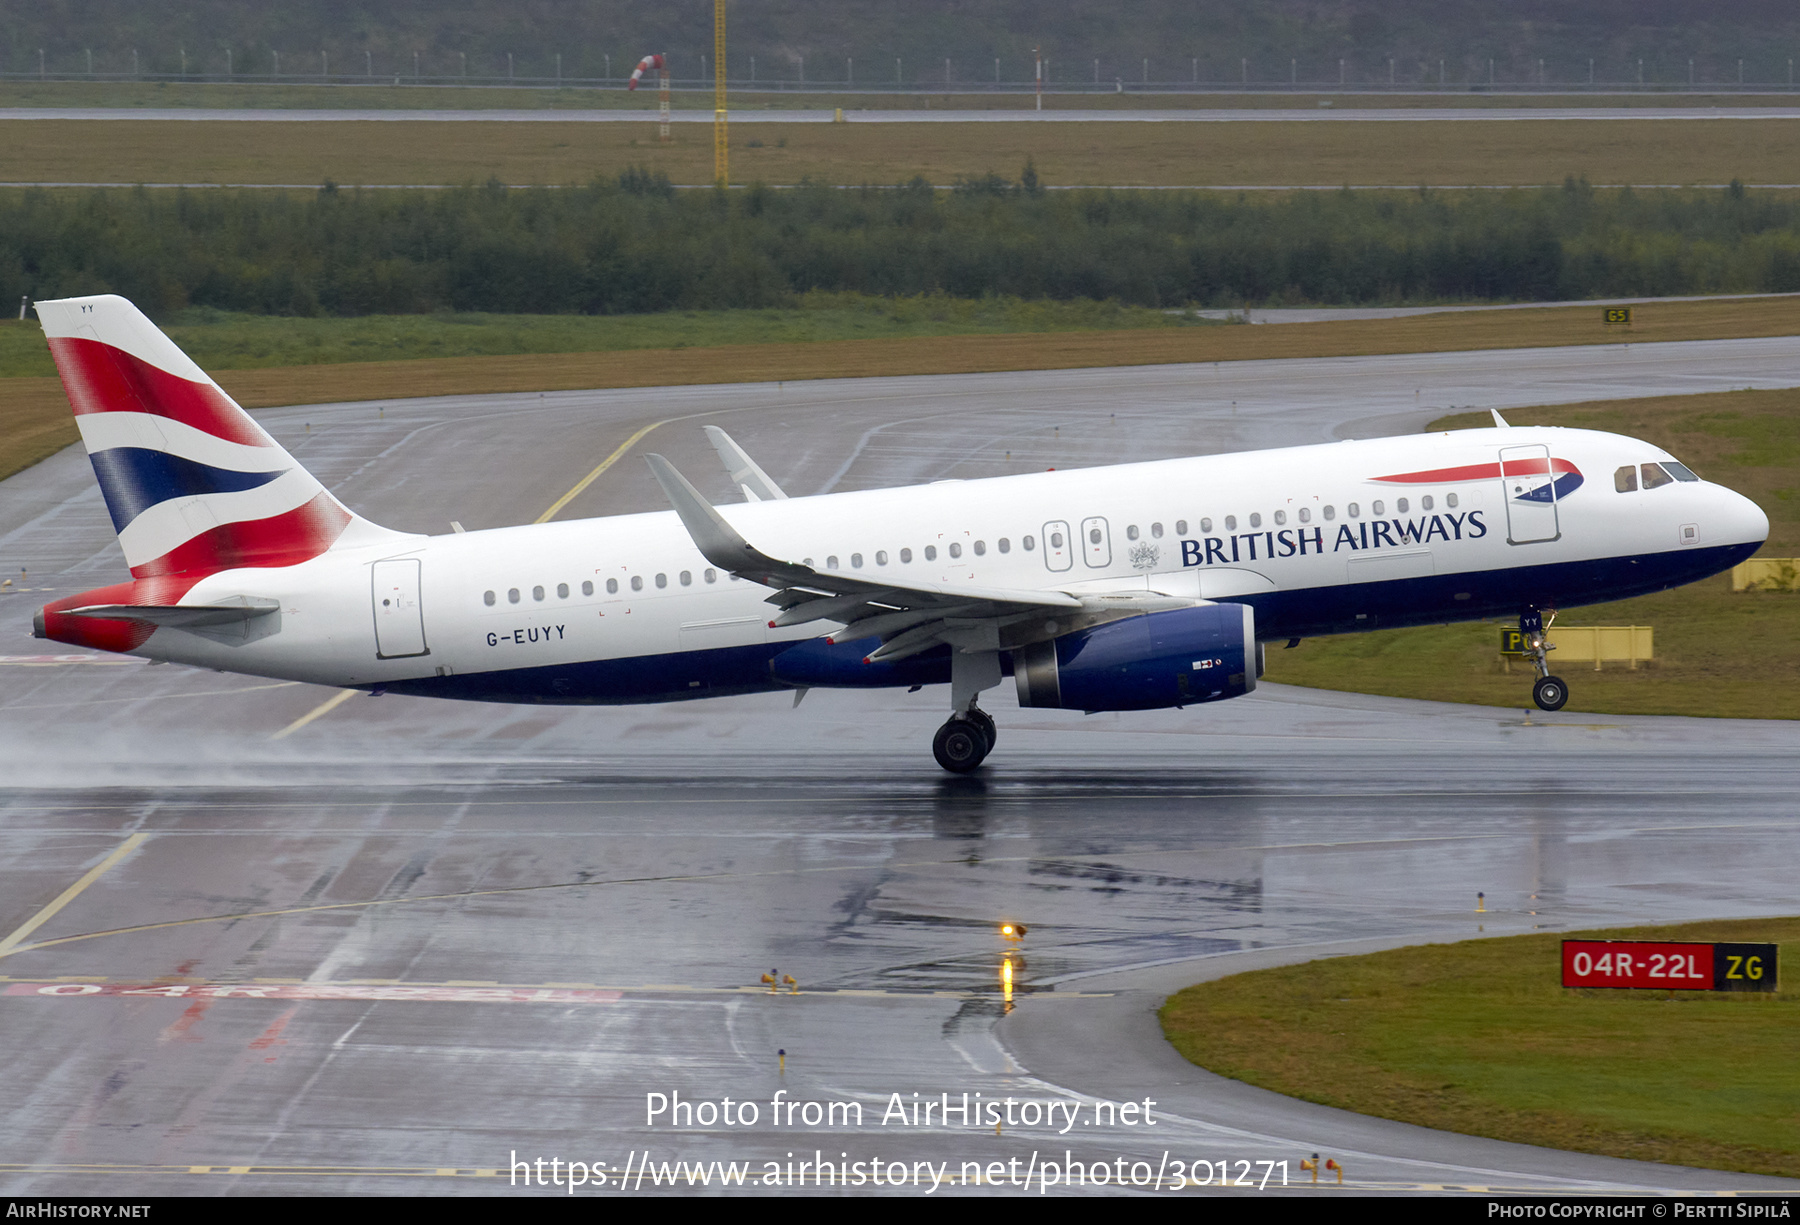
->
1012, 603, 1257, 711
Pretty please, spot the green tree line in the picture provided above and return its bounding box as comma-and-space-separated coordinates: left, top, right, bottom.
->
6, 175, 1800, 318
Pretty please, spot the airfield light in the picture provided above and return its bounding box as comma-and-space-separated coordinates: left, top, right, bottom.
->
1000, 921, 1027, 941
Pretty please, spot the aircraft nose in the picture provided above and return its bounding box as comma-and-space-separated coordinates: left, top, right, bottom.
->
1716, 485, 1770, 547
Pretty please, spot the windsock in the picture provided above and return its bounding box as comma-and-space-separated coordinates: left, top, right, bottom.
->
627, 54, 665, 90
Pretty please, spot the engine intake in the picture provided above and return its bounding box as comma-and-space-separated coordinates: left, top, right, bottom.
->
1013, 603, 1256, 711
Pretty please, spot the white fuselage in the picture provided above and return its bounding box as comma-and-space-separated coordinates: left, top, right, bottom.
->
132, 426, 1768, 701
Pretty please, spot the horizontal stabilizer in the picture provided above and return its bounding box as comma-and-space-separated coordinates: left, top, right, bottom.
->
65, 596, 281, 628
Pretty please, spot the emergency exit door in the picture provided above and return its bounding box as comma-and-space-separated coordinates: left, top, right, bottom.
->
372, 558, 429, 658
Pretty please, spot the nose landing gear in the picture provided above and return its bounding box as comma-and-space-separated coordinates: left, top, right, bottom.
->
1521, 608, 1569, 712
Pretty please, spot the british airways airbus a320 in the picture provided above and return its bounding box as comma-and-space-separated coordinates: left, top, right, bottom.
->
31, 295, 1769, 771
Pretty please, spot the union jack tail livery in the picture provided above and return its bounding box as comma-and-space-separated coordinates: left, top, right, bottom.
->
33, 295, 400, 650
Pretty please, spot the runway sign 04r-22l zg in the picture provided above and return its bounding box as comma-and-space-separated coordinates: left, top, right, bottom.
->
1561, 940, 1779, 992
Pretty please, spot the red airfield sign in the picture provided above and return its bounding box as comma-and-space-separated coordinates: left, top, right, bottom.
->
1561, 940, 1777, 992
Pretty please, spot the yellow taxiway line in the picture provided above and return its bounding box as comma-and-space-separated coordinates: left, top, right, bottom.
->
0, 833, 148, 958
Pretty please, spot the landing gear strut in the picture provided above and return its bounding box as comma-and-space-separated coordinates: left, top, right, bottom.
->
933, 651, 1002, 772
1521, 608, 1568, 712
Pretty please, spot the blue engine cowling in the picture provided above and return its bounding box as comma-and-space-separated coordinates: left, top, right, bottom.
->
1012, 603, 1257, 711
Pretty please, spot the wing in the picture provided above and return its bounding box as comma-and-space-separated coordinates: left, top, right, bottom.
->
646, 453, 1111, 662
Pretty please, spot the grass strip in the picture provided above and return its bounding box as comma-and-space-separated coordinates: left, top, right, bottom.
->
1160, 917, 1800, 1178
8, 116, 1800, 188
1265, 388, 1800, 719
0, 295, 1204, 379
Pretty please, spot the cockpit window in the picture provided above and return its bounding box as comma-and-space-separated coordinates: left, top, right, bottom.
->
1662, 460, 1701, 482
1615, 465, 1638, 492
1641, 463, 1675, 490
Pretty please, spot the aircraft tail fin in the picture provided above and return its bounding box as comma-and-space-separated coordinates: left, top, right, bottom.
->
35, 295, 396, 585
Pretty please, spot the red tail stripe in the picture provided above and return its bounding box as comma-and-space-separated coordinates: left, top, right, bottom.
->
47, 336, 271, 449
1373, 458, 1579, 483
129, 492, 352, 580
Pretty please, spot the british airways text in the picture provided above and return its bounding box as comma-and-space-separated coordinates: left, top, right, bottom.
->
1180, 511, 1488, 566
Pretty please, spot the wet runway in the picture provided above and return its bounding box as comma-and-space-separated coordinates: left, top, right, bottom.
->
3, 341, 1799, 1195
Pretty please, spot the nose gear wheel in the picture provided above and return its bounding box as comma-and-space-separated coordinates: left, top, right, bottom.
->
1533, 675, 1569, 712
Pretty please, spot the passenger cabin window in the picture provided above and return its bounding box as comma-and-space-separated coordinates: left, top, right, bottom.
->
1175, 520, 1187, 535
1022, 536, 1035, 551
1248, 514, 1261, 529
1371, 501, 1384, 516
655, 573, 667, 588
1446, 493, 1459, 508
1126, 525, 1140, 541
997, 539, 1010, 554
1641, 463, 1674, 490
973, 541, 986, 556
532, 586, 545, 601
1323, 506, 1335, 520
1223, 516, 1236, 531
680, 571, 692, 586
607, 578, 619, 594
851, 553, 863, 568
1420, 496, 1433, 511
582, 581, 594, 596
484, 590, 496, 606
508, 588, 521, 604
704, 569, 717, 583
1151, 522, 1164, 538
925, 545, 938, 560
1273, 510, 1286, 526
901, 548, 913, 563
875, 551, 888, 565
1615, 466, 1638, 492
630, 576, 643, 592
1396, 498, 1408, 514
1199, 518, 1211, 533
948, 543, 962, 558
557, 583, 569, 598
1347, 503, 1360, 518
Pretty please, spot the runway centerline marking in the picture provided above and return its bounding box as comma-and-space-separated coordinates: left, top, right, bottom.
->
536, 418, 671, 523
0, 833, 148, 958
270, 688, 356, 740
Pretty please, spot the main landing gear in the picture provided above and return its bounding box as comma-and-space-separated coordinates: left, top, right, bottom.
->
933, 705, 997, 773
1521, 608, 1569, 712
933, 650, 1003, 773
